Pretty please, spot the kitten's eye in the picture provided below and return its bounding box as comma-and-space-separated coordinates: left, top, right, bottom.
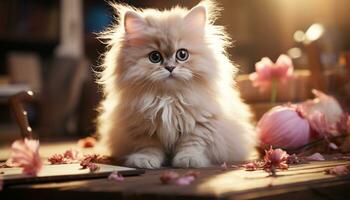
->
149, 51, 163, 63
176, 49, 189, 61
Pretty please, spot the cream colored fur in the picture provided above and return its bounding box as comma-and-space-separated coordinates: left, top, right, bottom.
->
97, 1, 256, 168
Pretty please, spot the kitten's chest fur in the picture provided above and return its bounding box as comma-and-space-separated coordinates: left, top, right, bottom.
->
139, 94, 197, 151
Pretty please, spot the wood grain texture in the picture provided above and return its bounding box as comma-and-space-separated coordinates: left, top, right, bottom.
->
1, 161, 350, 200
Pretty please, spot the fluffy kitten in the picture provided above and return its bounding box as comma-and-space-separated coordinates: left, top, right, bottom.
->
97, 1, 256, 168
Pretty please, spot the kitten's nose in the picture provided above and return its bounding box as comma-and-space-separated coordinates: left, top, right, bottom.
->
164, 66, 175, 73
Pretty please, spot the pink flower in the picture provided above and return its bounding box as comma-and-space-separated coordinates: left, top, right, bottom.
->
80, 154, 111, 169
264, 148, 288, 166
263, 147, 289, 175
8, 138, 42, 175
302, 90, 343, 126
325, 165, 350, 176
336, 114, 350, 134
48, 154, 65, 164
48, 149, 82, 165
63, 149, 81, 161
307, 111, 335, 137
306, 153, 325, 161
250, 54, 293, 90
160, 171, 180, 184
108, 171, 124, 182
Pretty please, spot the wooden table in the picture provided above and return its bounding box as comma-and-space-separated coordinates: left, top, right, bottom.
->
1, 141, 350, 200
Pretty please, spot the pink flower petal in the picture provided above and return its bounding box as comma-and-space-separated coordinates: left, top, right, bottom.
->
160, 171, 199, 186
48, 149, 82, 165
307, 111, 333, 137
77, 137, 97, 148
242, 162, 259, 171
9, 138, 42, 175
306, 153, 325, 161
108, 171, 124, 181
325, 165, 350, 175
184, 170, 200, 178
263, 147, 289, 174
174, 175, 195, 186
48, 154, 65, 164
303, 90, 343, 130
336, 114, 350, 134
328, 142, 338, 150
160, 171, 180, 184
286, 154, 300, 164
87, 163, 100, 172
63, 149, 81, 160
251, 55, 294, 90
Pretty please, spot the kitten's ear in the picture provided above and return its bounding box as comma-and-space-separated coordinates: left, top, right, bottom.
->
124, 10, 146, 34
184, 6, 207, 30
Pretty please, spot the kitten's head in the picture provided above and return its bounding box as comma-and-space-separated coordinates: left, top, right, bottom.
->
100, 1, 232, 92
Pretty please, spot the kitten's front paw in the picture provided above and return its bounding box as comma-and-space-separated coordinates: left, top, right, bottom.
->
172, 151, 211, 168
125, 152, 162, 169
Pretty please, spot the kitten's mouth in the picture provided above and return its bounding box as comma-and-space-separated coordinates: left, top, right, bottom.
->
166, 73, 175, 79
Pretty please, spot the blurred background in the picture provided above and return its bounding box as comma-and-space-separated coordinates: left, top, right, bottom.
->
0, 0, 350, 142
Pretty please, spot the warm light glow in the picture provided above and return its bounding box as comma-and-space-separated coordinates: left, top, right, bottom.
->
305, 23, 325, 41
287, 47, 302, 59
293, 30, 305, 43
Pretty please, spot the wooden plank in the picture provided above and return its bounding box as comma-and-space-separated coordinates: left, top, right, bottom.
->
1, 164, 144, 186
1, 161, 349, 200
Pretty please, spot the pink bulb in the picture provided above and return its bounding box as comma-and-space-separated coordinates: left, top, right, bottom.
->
257, 105, 310, 149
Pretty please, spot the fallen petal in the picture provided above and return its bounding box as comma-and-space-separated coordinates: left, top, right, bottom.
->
108, 171, 124, 181
87, 163, 100, 172
286, 154, 300, 164
63, 149, 81, 160
78, 137, 97, 148
243, 162, 258, 171
184, 170, 200, 178
48, 154, 65, 164
325, 165, 350, 175
174, 175, 195, 186
306, 153, 325, 161
9, 139, 42, 175
160, 171, 180, 184
328, 143, 338, 150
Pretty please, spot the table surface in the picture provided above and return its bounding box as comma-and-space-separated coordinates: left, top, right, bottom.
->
1, 140, 350, 200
